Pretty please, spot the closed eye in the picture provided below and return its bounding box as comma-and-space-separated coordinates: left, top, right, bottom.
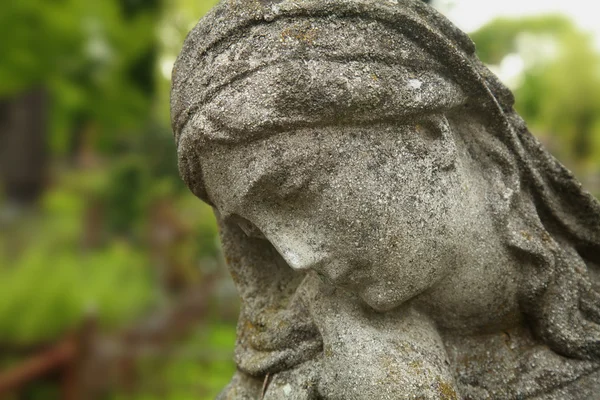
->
241, 154, 324, 206
268, 169, 314, 201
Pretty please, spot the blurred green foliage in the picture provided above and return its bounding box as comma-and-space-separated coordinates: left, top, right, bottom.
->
0, 238, 154, 344
472, 15, 600, 180
1, 0, 599, 398
470, 15, 575, 65
0, 0, 160, 155
0, 0, 229, 397
110, 323, 236, 400
0, 175, 156, 344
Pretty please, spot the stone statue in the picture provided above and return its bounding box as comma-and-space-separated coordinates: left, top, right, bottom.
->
170, 0, 600, 398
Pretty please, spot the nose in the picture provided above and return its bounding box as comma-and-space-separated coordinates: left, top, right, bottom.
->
267, 232, 325, 271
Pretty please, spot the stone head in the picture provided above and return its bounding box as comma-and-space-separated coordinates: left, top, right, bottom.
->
172, 0, 600, 361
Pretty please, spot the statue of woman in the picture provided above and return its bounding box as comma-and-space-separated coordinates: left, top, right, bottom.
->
171, 0, 600, 398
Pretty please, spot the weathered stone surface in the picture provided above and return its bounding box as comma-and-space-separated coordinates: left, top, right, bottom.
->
171, 0, 600, 398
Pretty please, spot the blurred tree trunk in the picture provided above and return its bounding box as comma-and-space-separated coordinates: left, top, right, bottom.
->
0, 88, 48, 204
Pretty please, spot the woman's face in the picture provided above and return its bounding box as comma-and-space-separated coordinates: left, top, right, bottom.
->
200, 114, 489, 311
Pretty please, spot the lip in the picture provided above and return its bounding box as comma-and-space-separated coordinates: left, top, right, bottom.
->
318, 259, 371, 289
358, 281, 408, 312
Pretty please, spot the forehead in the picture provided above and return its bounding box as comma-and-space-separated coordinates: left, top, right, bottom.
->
198, 121, 451, 210
199, 126, 367, 205
200, 127, 344, 190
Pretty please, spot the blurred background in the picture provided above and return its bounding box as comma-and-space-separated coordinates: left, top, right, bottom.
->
0, 0, 598, 399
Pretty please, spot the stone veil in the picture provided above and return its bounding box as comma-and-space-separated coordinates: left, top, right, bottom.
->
171, 0, 600, 398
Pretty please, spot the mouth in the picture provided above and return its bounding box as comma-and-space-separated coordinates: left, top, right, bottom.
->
318, 259, 371, 290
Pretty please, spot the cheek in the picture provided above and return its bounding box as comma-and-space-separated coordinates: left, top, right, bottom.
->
317, 158, 465, 246
353, 169, 469, 306
379, 165, 465, 233
360, 237, 462, 311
